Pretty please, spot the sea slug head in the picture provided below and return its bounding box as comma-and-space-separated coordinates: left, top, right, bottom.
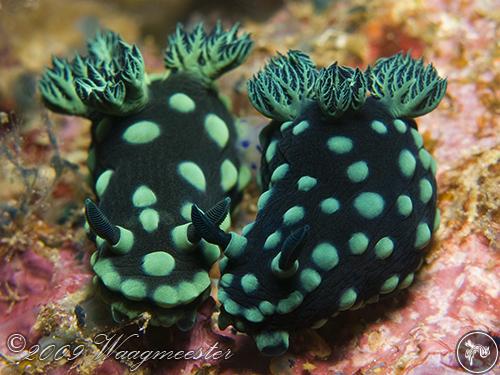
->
84, 194, 221, 329
218, 225, 312, 356
191, 202, 310, 356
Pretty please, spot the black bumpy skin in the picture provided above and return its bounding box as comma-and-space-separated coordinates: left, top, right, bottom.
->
192, 51, 446, 355
39, 23, 253, 329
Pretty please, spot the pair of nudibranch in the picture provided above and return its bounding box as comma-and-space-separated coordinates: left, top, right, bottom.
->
39, 21, 445, 356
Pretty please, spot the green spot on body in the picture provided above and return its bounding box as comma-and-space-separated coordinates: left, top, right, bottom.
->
93, 259, 121, 291
220, 159, 238, 192
192, 271, 210, 292
380, 275, 399, 294
139, 208, 160, 232
100, 271, 122, 291
178, 161, 206, 192
399, 273, 415, 289
433, 208, 441, 232
397, 195, 413, 217
297, 176, 317, 191
90, 251, 97, 266
283, 206, 305, 226
265, 140, 278, 163
271, 164, 289, 183
257, 189, 273, 210
419, 149, 432, 169
374, 237, 394, 259
353, 192, 384, 219
349, 232, 369, 255
220, 273, 234, 288
219, 256, 228, 273
244, 307, 264, 323
347, 161, 369, 183
177, 281, 198, 304
399, 149, 416, 178
112, 226, 134, 254
264, 231, 281, 250
259, 301, 275, 315
393, 119, 407, 133
96, 170, 114, 198
320, 197, 340, 214
218, 288, 229, 304
311, 242, 339, 271
153, 285, 179, 307
222, 213, 232, 231
180, 202, 193, 221
277, 291, 303, 314
419, 178, 433, 204
415, 222, 431, 249
292, 120, 309, 135
142, 251, 175, 277
123, 121, 161, 144
204, 113, 229, 148
241, 222, 255, 236
237, 165, 252, 191
225, 234, 247, 258
411, 128, 424, 148
327, 136, 353, 154
241, 274, 259, 294
371, 120, 388, 134
224, 298, 241, 315
169, 93, 195, 113
171, 223, 193, 251
84, 220, 91, 235
120, 279, 147, 301
339, 288, 357, 310
280, 121, 293, 132
430, 157, 438, 175
300, 268, 322, 292
254, 331, 289, 355
95, 236, 105, 248
201, 240, 220, 265
133, 185, 157, 207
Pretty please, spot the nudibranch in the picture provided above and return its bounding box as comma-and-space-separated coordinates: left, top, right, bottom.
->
192, 51, 446, 354
39, 23, 253, 329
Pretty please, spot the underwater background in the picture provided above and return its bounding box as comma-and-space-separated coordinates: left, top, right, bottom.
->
0, 0, 498, 374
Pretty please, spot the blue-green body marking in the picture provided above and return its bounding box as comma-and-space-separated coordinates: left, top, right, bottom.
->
194, 51, 446, 355
39, 23, 253, 329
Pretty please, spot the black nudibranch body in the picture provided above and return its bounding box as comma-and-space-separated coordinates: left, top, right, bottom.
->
193, 51, 446, 355
39, 23, 253, 329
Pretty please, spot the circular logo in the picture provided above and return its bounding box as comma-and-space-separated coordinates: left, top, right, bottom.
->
455, 331, 498, 374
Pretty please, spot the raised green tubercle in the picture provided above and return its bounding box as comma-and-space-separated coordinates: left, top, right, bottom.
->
311, 242, 339, 271
349, 232, 369, 255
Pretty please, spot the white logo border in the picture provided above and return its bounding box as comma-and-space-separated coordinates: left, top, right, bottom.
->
456, 330, 498, 374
